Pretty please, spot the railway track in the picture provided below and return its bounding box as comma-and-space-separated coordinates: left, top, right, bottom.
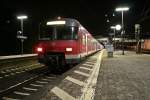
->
0, 56, 69, 100
0, 61, 61, 100
0, 52, 102, 100
0, 71, 59, 100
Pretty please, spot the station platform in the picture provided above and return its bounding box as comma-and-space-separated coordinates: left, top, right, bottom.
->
0, 54, 37, 60
94, 50, 150, 100
41, 50, 150, 100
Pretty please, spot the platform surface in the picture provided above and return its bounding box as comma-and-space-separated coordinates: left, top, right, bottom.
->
94, 50, 150, 100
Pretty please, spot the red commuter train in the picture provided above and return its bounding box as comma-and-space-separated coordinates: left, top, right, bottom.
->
142, 39, 150, 52
35, 18, 103, 70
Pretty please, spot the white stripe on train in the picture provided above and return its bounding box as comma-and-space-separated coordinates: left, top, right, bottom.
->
65, 50, 97, 59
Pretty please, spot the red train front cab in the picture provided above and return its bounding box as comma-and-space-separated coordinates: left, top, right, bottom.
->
35, 18, 81, 65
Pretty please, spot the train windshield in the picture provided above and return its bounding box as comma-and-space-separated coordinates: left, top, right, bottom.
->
40, 26, 78, 40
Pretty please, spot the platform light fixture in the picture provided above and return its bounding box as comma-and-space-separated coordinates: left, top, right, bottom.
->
110, 24, 121, 50
17, 15, 28, 34
115, 7, 129, 55
110, 26, 116, 50
115, 7, 129, 12
17, 15, 28, 54
17, 15, 28, 20
115, 24, 121, 31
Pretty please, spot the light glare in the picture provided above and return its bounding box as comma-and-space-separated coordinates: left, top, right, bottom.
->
110, 26, 116, 29
37, 47, 43, 52
116, 24, 121, 30
47, 21, 66, 25
115, 7, 129, 11
17, 15, 28, 19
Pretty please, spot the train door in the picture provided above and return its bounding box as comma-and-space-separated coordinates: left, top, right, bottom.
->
82, 34, 86, 57
85, 34, 88, 55
78, 29, 82, 59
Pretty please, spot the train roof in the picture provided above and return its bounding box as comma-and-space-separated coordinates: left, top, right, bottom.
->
46, 18, 93, 35
46, 18, 80, 27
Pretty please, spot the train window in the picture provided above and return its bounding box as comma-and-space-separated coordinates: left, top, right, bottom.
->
39, 25, 78, 40
82, 35, 86, 45
54, 26, 78, 40
39, 26, 53, 40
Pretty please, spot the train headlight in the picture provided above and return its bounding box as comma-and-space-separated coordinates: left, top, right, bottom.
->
37, 47, 43, 52
66, 48, 72, 52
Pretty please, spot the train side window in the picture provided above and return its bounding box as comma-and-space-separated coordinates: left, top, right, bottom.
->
39, 26, 53, 40
82, 35, 86, 45
71, 26, 78, 40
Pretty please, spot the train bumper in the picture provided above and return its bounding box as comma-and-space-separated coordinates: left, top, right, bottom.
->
65, 54, 81, 64
66, 58, 81, 64
38, 53, 84, 64
38, 53, 66, 67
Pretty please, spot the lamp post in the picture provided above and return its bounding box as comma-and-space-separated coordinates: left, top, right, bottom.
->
17, 15, 28, 54
111, 24, 121, 50
110, 26, 116, 50
115, 7, 129, 55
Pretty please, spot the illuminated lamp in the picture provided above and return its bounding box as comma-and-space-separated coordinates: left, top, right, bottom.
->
37, 47, 43, 52
46, 21, 66, 25
66, 48, 72, 52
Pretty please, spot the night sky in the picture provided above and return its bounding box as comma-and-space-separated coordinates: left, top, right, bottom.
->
0, 0, 150, 55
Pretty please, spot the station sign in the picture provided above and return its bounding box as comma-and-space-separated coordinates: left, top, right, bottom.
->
17, 35, 27, 39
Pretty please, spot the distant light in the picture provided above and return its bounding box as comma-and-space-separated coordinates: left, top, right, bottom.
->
107, 19, 110, 23
47, 21, 66, 25
116, 24, 121, 30
17, 15, 28, 19
115, 7, 129, 11
110, 26, 116, 29
57, 16, 61, 20
113, 13, 115, 16
6, 20, 10, 24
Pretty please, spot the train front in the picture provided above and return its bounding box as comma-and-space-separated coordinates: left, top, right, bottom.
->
35, 19, 79, 68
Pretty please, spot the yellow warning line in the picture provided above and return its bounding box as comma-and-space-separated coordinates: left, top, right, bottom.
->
80, 49, 106, 100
